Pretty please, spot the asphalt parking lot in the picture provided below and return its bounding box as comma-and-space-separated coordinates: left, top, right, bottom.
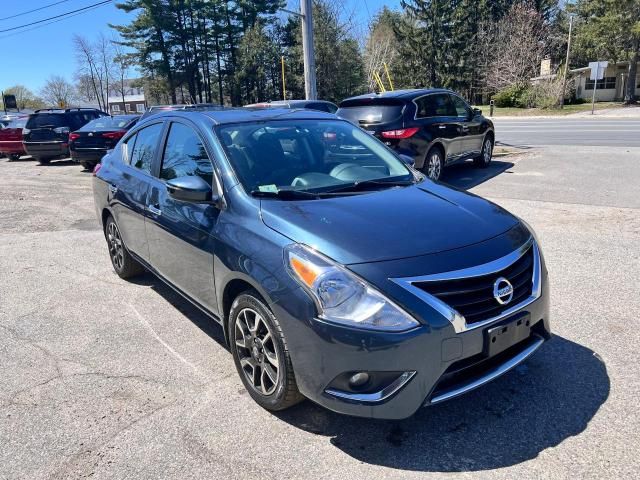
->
1, 143, 639, 479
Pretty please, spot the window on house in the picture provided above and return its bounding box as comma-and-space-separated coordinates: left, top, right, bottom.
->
136, 103, 145, 113
585, 77, 616, 90
112, 104, 120, 113
125, 104, 132, 112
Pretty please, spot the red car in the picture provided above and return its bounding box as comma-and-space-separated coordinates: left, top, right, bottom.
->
0, 117, 28, 161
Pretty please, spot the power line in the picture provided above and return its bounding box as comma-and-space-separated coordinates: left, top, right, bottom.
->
0, 2, 110, 40
0, 1, 76, 22
0, 0, 113, 33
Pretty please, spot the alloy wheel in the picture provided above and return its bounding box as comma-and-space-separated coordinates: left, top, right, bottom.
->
483, 139, 492, 164
107, 221, 125, 271
427, 153, 442, 180
234, 307, 280, 396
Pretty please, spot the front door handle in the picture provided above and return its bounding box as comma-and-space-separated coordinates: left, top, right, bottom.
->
147, 204, 161, 216
109, 184, 118, 195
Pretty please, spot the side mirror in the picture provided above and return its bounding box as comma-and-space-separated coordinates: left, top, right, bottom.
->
473, 108, 482, 116
398, 153, 415, 168
166, 175, 218, 203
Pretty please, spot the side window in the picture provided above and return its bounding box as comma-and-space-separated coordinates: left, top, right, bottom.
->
129, 123, 164, 174
450, 95, 471, 119
415, 94, 456, 118
160, 122, 213, 184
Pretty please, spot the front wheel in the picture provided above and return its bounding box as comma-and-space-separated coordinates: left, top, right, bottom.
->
229, 291, 304, 411
422, 148, 444, 181
474, 137, 493, 168
37, 157, 51, 165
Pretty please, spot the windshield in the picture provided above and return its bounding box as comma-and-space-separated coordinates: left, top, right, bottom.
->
81, 116, 135, 131
216, 119, 413, 196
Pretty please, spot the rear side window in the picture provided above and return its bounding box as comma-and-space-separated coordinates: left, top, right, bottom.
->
160, 122, 213, 183
415, 94, 456, 118
127, 123, 164, 174
337, 98, 404, 125
26, 114, 65, 129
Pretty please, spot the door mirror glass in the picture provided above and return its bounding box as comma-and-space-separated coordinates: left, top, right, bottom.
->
166, 175, 214, 203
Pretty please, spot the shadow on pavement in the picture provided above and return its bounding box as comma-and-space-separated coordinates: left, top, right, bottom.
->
275, 336, 609, 472
130, 272, 229, 351
441, 159, 514, 190
37, 159, 76, 167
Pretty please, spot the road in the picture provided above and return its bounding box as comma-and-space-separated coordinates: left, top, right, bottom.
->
1, 148, 639, 479
493, 117, 640, 147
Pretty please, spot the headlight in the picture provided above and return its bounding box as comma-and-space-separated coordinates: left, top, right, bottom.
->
284, 244, 420, 332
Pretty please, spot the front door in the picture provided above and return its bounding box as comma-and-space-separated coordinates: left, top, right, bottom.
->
449, 94, 482, 156
145, 120, 220, 314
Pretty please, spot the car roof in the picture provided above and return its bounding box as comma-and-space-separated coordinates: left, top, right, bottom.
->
150, 107, 338, 125
340, 88, 453, 103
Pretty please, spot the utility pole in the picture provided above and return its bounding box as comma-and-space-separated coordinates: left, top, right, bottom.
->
559, 14, 574, 109
300, 0, 317, 100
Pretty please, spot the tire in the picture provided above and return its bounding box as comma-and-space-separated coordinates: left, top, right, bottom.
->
9, 153, 21, 161
80, 162, 93, 171
474, 136, 493, 168
229, 290, 304, 411
422, 147, 444, 181
104, 216, 144, 279
37, 157, 51, 165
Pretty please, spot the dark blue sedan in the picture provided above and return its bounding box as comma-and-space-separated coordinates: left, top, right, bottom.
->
92, 107, 550, 419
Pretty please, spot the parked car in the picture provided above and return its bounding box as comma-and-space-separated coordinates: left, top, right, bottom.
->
22, 108, 109, 164
337, 89, 495, 181
0, 117, 28, 160
93, 108, 549, 419
69, 114, 139, 170
245, 99, 338, 113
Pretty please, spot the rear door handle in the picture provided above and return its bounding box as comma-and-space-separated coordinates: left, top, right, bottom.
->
147, 204, 161, 216
109, 184, 118, 195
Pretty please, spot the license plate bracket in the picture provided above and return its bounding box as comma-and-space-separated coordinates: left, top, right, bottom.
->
485, 313, 531, 357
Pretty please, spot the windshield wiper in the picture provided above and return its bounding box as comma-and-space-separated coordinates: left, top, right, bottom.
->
324, 178, 415, 194
251, 188, 323, 200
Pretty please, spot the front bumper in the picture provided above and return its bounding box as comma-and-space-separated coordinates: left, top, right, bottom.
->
23, 141, 69, 158
271, 233, 550, 420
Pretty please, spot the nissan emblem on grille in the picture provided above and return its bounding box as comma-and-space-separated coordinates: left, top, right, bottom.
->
493, 277, 514, 305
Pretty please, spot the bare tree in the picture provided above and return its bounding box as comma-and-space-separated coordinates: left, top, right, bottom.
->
481, 3, 549, 93
112, 41, 134, 111
96, 33, 115, 109
73, 34, 103, 109
40, 76, 76, 107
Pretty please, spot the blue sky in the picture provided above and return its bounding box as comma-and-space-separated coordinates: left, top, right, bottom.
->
0, 0, 401, 94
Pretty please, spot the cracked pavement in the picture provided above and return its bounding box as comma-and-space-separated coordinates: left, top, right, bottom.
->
1, 148, 639, 479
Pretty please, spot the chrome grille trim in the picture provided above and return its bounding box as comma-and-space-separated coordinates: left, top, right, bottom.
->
390, 237, 541, 333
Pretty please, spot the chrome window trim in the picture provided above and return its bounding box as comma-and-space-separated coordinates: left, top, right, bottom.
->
428, 335, 545, 405
325, 371, 416, 404
390, 237, 541, 333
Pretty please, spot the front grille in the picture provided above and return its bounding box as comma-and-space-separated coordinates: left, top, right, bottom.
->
413, 246, 534, 325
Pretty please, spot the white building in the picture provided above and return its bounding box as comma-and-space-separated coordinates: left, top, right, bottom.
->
572, 61, 640, 102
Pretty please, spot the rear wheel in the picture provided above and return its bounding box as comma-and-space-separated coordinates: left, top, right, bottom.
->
422, 147, 444, 181
104, 216, 144, 279
229, 291, 304, 411
80, 162, 94, 171
37, 157, 51, 165
9, 153, 21, 161
474, 136, 493, 168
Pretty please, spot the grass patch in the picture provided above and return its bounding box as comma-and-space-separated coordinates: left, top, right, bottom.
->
474, 102, 623, 117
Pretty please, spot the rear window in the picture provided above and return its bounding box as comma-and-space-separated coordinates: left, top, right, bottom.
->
26, 114, 66, 129
336, 98, 405, 125
80, 117, 135, 131
6, 119, 27, 129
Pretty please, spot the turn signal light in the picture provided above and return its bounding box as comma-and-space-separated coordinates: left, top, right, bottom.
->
381, 128, 419, 139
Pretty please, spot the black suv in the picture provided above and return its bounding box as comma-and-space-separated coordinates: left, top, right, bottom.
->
23, 108, 108, 164
337, 89, 494, 181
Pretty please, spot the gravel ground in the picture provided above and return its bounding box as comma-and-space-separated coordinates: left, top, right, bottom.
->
1, 148, 639, 479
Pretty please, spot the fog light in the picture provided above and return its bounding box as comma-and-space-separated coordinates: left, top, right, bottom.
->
348, 372, 370, 388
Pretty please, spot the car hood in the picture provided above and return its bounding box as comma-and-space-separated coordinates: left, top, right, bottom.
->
260, 182, 519, 265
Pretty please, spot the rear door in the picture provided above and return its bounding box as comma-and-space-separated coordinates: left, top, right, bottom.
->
145, 119, 220, 313
414, 93, 463, 162
110, 121, 165, 262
